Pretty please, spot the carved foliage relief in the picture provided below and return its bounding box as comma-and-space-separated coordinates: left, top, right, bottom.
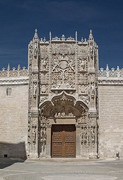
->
28, 38, 98, 158
51, 44, 75, 89
77, 46, 88, 96
39, 46, 49, 95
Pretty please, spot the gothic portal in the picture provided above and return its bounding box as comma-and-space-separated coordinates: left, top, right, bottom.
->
28, 30, 98, 158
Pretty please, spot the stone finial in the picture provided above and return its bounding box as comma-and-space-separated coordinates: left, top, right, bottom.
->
49, 32, 52, 42
12, 67, 16, 71
111, 68, 115, 71
17, 64, 20, 70
7, 64, 10, 77
2, 67, 5, 71
81, 37, 84, 42
22, 66, 26, 70
33, 29, 39, 40
106, 64, 109, 71
100, 68, 104, 71
67, 36, 74, 41
17, 65, 20, 77
117, 66, 121, 77
89, 29, 94, 40
106, 64, 109, 77
117, 66, 120, 71
7, 64, 10, 71
75, 31, 77, 42
61, 34, 65, 41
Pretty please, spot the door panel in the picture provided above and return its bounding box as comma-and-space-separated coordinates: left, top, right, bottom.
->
51, 125, 76, 158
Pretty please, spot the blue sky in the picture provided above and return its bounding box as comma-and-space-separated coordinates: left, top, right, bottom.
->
0, 0, 123, 69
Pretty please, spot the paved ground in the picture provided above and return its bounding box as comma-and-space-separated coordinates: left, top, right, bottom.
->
0, 158, 123, 180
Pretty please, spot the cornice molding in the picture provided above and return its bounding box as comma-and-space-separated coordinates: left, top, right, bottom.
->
98, 77, 123, 85
0, 77, 29, 85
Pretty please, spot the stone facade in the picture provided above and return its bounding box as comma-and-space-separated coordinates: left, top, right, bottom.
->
98, 66, 123, 158
0, 66, 28, 158
0, 30, 123, 159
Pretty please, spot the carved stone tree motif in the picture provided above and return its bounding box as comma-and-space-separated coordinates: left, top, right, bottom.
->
51, 44, 75, 90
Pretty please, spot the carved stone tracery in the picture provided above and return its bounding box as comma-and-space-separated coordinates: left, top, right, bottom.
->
51, 49, 75, 89
28, 31, 98, 159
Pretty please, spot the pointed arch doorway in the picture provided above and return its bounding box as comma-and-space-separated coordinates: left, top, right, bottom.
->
38, 92, 95, 158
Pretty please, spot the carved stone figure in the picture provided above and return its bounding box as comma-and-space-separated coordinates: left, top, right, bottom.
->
33, 82, 37, 97
89, 83, 96, 108
28, 30, 98, 159
32, 125, 36, 144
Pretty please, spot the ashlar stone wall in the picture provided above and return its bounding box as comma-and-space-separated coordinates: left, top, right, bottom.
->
98, 67, 123, 158
0, 68, 29, 159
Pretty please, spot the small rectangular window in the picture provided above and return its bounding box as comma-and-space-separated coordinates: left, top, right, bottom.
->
4, 154, 8, 158
6, 88, 12, 96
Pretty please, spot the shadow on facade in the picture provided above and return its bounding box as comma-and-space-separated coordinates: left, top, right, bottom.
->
0, 142, 26, 169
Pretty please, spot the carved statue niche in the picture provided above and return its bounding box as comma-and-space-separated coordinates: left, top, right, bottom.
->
33, 82, 37, 98
89, 74, 95, 84
39, 115, 47, 156
34, 42, 38, 58
90, 126, 96, 146
89, 83, 96, 108
79, 85, 88, 94
90, 46, 94, 58
41, 55, 48, 71
81, 125, 88, 147
41, 85, 47, 94
32, 125, 36, 144
78, 56, 87, 71
42, 60, 47, 70
29, 44, 33, 60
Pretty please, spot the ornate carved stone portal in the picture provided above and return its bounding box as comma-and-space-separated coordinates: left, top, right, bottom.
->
28, 30, 98, 159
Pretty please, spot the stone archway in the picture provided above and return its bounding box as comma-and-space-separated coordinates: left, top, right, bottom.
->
38, 92, 90, 158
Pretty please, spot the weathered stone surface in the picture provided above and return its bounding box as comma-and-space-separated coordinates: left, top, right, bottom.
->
98, 85, 123, 158
0, 30, 123, 159
0, 78, 28, 158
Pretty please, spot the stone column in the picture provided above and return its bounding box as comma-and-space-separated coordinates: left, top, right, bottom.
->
46, 124, 52, 158
88, 112, 98, 159
28, 110, 39, 159
76, 124, 81, 158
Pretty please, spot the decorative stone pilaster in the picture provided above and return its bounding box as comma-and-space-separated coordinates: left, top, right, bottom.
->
76, 124, 81, 158
46, 124, 52, 158
88, 112, 98, 159
28, 29, 40, 159
28, 111, 39, 158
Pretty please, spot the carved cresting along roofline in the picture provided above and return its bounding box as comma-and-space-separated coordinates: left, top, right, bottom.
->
0, 66, 29, 85
98, 66, 123, 85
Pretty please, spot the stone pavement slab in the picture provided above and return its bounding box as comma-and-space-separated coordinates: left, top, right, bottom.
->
0, 158, 123, 180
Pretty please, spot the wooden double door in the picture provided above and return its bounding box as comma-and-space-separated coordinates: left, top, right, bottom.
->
51, 125, 76, 158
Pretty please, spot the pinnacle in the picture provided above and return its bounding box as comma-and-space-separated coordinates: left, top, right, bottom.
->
89, 29, 94, 40
33, 29, 39, 40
